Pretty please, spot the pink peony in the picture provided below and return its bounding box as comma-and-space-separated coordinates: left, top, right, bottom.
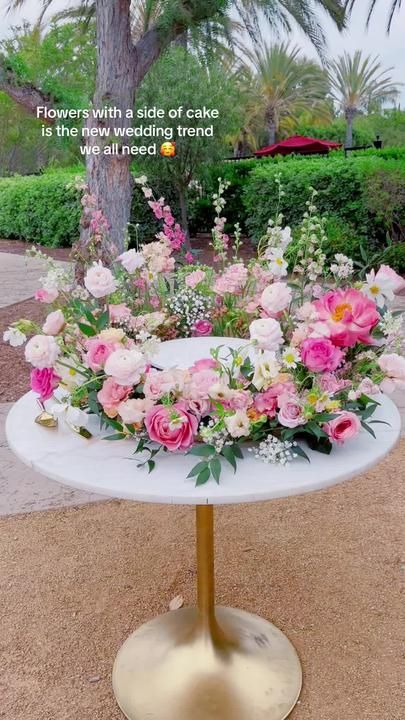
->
97, 379, 132, 418
145, 403, 198, 452
109, 304, 132, 323
323, 411, 361, 445
42, 310, 65, 336
254, 382, 295, 418
192, 320, 213, 337
185, 270, 206, 289
300, 337, 344, 373
376, 265, 405, 294
260, 282, 292, 317
35, 288, 59, 304
84, 261, 117, 298
30, 367, 61, 401
378, 353, 405, 393
278, 394, 305, 428
85, 338, 118, 372
314, 288, 380, 347
25, 335, 60, 368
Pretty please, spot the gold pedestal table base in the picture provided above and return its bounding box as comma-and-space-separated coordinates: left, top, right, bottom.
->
112, 506, 302, 720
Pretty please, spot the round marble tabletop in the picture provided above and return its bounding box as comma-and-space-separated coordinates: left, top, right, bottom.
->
6, 334, 400, 505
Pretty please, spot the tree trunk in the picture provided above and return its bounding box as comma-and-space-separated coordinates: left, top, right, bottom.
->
345, 108, 355, 148
265, 107, 277, 145
177, 185, 191, 252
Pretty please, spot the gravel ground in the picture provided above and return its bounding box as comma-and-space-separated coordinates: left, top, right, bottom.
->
0, 443, 404, 720
0, 299, 45, 402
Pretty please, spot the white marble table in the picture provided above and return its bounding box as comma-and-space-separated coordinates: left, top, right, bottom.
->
5, 337, 401, 720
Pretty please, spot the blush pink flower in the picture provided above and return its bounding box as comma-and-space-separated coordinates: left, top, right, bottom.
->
278, 394, 305, 428
228, 390, 252, 410
145, 403, 198, 451
323, 411, 361, 444
84, 261, 117, 298
378, 353, 405, 393
104, 348, 146, 386
191, 358, 219, 372
30, 367, 61, 401
118, 398, 155, 425
187, 369, 219, 399
192, 320, 213, 337
301, 338, 344, 373
25, 335, 60, 368
97, 379, 132, 418
42, 310, 65, 336
260, 282, 292, 317
35, 288, 59, 304
254, 382, 295, 418
318, 373, 351, 394
376, 265, 405, 294
144, 369, 186, 400
85, 338, 118, 372
314, 288, 380, 347
185, 270, 206, 289
109, 304, 132, 323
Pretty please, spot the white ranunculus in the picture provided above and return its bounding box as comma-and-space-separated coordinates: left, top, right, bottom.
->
118, 249, 145, 273
224, 410, 250, 438
261, 282, 292, 316
25, 335, 60, 368
104, 348, 146, 386
84, 261, 118, 298
249, 318, 284, 351
3, 327, 26, 347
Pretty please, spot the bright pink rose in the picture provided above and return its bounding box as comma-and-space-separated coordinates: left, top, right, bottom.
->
145, 403, 198, 451
97, 379, 132, 418
109, 304, 132, 323
323, 411, 361, 445
35, 288, 59, 304
278, 394, 305, 428
254, 382, 295, 418
301, 338, 344, 373
192, 320, 213, 337
376, 265, 405, 294
85, 338, 118, 372
30, 367, 61, 401
191, 358, 219, 372
314, 288, 380, 347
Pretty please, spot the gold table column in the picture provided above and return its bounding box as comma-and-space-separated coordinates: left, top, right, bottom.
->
112, 505, 302, 720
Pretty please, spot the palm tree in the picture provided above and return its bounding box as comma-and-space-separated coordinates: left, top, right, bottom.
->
346, 0, 402, 34
328, 51, 400, 148
247, 42, 330, 145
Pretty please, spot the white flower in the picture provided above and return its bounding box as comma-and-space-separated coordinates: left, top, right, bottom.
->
84, 261, 118, 298
25, 335, 60, 368
379, 311, 403, 338
3, 327, 26, 347
266, 248, 288, 277
249, 318, 284, 351
261, 282, 292, 316
104, 348, 146, 386
134, 175, 148, 185
330, 254, 354, 279
282, 347, 300, 369
252, 351, 280, 391
362, 269, 394, 308
118, 249, 145, 273
224, 410, 250, 438
208, 382, 232, 402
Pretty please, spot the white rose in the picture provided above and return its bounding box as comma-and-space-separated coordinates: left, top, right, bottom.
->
250, 318, 284, 351
25, 335, 60, 368
261, 283, 292, 316
42, 310, 65, 336
3, 327, 26, 347
118, 249, 145, 274
84, 261, 118, 298
252, 351, 280, 391
224, 410, 250, 438
104, 348, 146, 386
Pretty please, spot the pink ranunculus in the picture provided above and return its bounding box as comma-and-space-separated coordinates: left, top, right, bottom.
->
97, 379, 132, 418
145, 403, 198, 452
376, 265, 405, 294
254, 382, 295, 418
117, 249, 145, 273
35, 287, 59, 304
42, 309, 65, 336
84, 338, 118, 372
25, 334, 60, 368
300, 337, 344, 373
192, 320, 213, 337
108, 304, 132, 323
104, 348, 146, 386
260, 282, 292, 317
314, 288, 380, 347
185, 270, 206, 289
323, 411, 361, 445
30, 367, 61, 401
378, 353, 405, 393
191, 358, 220, 372
278, 394, 305, 428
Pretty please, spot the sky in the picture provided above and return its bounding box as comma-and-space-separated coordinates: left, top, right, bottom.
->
1, 1, 405, 102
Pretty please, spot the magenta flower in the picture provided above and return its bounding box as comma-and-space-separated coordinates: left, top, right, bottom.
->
145, 403, 198, 452
30, 367, 61, 401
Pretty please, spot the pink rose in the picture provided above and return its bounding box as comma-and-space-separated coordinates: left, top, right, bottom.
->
117, 249, 145, 273
144, 369, 186, 400
314, 288, 380, 347
85, 338, 118, 372
30, 367, 61, 401
378, 353, 405, 393
84, 261, 117, 298
301, 338, 344, 373
185, 270, 206, 289
109, 304, 132, 323
261, 282, 292, 317
376, 265, 405, 294
254, 382, 295, 418
25, 335, 60, 368
35, 288, 59, 304
187, 369, 219, 399
192, 320, 213, 337
323, 411, 361, 444
42, 310, 65, 336
191, 358, 219, 372
145, 403, 198, 451
278, 394, 305, 428
97, 379, 132, 418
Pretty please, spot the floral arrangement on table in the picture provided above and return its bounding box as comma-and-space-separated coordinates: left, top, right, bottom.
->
3, 176, 405, 485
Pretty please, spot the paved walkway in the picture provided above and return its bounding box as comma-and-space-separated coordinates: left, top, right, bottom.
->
0, 252, 69, 308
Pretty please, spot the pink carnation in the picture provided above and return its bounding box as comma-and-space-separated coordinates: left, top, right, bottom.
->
145, 403, 198, 452
314, 288, 380, 347
301, 337, 344, 373
323, 411, 361, 445
30, 367, 61, 402
97, 379, 132, 418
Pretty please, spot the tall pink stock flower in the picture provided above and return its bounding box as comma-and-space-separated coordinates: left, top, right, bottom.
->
300, 337, 344, 373
314, 288, 380, 347
145, 403, 198, 451
30, 367, 61, 401
323, 411, 361, 445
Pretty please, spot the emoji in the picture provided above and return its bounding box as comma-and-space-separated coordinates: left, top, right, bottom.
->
160, 142, 176, 157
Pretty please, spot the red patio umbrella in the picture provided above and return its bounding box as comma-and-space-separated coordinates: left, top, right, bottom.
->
254, 135, 342, 157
